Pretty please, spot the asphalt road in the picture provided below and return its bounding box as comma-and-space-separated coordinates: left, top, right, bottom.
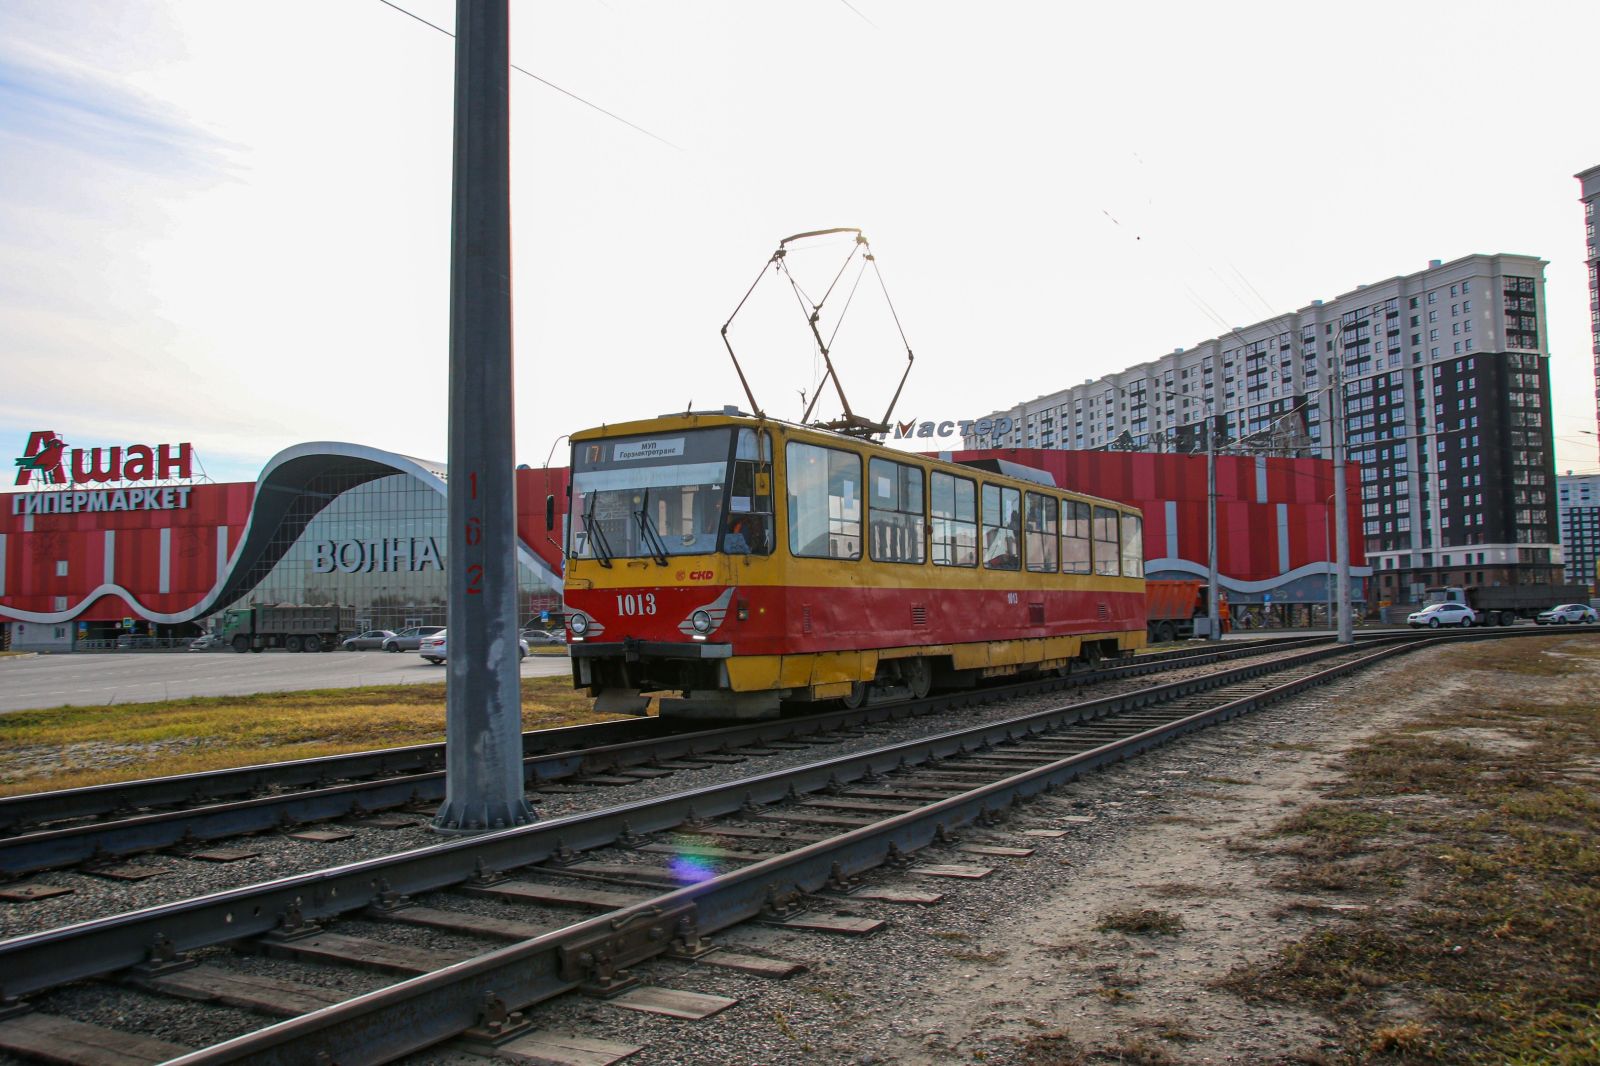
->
0, 649, 573, 715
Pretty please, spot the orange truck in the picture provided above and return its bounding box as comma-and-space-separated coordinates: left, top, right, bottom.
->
1145, 579, 1229, 643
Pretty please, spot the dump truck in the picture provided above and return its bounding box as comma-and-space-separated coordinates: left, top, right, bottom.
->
1145, 579, 1229, 642
1424, 584, 1591, 627
220, 605, 356, 653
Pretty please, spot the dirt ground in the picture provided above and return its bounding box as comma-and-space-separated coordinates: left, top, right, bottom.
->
847, 635, 1600, 1064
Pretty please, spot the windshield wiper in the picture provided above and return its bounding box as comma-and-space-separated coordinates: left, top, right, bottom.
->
582, 492, 614, 569
633, 488, 670, 566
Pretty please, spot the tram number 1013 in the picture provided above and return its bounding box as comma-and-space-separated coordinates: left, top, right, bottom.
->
616, 593, 658, 616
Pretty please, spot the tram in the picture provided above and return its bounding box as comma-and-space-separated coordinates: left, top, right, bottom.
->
559, 410, 1146, 719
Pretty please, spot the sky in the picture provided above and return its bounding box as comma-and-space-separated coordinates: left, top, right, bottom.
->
1, 0, 1598, 487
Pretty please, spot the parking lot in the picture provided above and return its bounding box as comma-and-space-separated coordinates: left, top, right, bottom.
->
0, 648, 571, 715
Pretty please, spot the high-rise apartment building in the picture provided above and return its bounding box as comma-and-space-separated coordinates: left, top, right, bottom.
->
968, 254, 1560, 606
1579, 164, 1600, 462
1557, 472, 1600, 592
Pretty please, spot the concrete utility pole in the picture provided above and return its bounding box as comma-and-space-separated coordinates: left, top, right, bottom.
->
1206, 411, 1221, 641
433, 0, 533, 833
1331, 323, 1354, 645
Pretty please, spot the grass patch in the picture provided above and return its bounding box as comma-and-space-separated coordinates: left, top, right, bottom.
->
1221, 649, 1600, 1063
1272, 806, 1394, 844
1015, 1029, 1087, 1066
1095, 908, 1184, 936
0, 677, 620, 797
1099, 1034, 1180, 1065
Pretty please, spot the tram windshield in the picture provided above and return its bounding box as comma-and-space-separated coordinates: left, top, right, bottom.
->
570, 428, 771, 561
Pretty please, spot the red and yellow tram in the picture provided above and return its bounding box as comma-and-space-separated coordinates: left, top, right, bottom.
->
561, 411, 1146, 719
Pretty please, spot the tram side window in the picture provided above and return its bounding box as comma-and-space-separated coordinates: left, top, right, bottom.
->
930, 471, 977, 567
869, 457, 926, 564
1024, 491, 1058, 573
1093, 505, 1121, 576
1061, 499, 1092, 574
982, 484, 1022, 571
726, 428, 774, 555
786, 441, 862, 560
1120, 512, 1144, 578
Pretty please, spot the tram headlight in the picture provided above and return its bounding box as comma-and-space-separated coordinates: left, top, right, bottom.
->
569, 613, 590, 636
691, 610, 712, 634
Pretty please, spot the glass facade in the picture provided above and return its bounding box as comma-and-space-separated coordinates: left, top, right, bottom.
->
223, 474, 555, 632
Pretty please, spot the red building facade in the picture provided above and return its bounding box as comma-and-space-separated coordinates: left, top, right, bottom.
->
1, 437, 1361, 651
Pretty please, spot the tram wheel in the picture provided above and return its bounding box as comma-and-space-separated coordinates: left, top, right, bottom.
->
903, 658, 932, 700
841, 682, 869, 710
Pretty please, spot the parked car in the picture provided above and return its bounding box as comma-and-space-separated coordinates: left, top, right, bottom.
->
341, 628, 397, 651
188, 634, 225, 651
1535, 603, 1599, 625
521, 628, 565, 646
419, 629, 529, 665
1407, 602, 1477, 629
383, 625, 445, 652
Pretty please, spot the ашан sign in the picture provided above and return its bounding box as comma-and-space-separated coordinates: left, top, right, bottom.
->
13, 430, 195, 487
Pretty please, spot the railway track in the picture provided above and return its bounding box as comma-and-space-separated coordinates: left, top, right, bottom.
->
0, 628, 1552, 1065
0, 635, 1335, 880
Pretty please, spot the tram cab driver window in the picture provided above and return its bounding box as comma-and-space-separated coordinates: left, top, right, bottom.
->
724, 511, 770, 555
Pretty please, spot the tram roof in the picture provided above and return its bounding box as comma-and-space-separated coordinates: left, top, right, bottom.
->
570, 411, 1135, 512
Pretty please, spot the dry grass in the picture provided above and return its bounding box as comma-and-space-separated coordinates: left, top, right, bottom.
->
1095, 908, 1184, 936
0, 677, 620, 797
1015, 1029, 1087, 1066
1219, 634, 1600, 1064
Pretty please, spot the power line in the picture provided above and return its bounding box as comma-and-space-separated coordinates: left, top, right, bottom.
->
837, 0, 877, 28
374, 0, 681, 151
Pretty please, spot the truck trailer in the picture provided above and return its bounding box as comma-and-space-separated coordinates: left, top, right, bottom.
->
220, 605, 357, 653
1424, 584, 1590, 627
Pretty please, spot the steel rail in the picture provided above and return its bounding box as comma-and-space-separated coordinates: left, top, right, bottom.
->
0, 717, 667, 835
160, 636, 1437, 1064
0, 636, 1331, 876
0, 629, 1490, 1002
0, 636, 1314, 835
